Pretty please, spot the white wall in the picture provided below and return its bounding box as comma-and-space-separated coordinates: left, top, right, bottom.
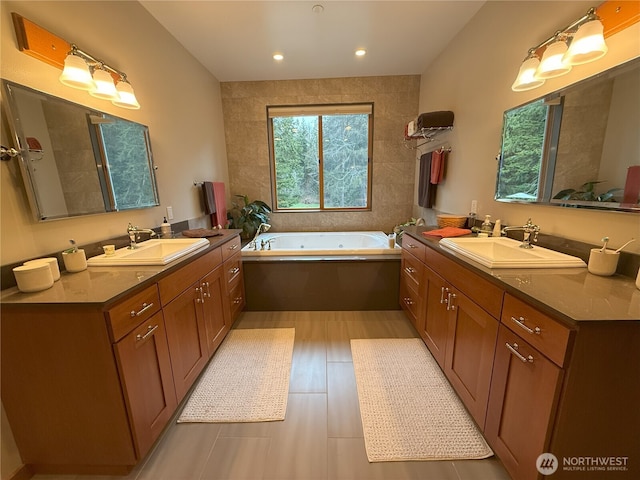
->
416, 1, 640, 254
0, 2, 228, 477
0, 0, 229, 266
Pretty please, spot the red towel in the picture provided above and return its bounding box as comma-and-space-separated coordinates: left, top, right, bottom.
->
622, 165, 640, 205
422, 227, 471, 238
211, 182, 228, 228
430, 149, 445, 184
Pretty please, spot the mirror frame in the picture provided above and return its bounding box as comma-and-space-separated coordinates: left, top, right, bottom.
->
495, 56, 640, 213
1, 79, 160, 221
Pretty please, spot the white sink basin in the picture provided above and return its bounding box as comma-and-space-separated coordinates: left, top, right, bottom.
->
87, 238, 210, 266
439, 237, 586, 269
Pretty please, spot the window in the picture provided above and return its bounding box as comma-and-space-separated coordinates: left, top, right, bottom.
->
495, 99, 549, 201
267, 104, 373, 211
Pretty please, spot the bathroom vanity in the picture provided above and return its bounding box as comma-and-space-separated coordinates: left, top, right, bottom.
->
0, 231, 244, 475
400, 228, 639, 480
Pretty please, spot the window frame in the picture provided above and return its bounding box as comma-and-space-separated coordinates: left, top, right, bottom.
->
267, 103, 374, 212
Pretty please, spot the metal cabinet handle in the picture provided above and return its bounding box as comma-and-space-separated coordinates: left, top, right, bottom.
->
511, 316, 541, 335
130, 302, 154, 317
404, 266, 416, 274
233, 296, 243, 305
440, 286, 449, 304
403, 297, 414, 306
136, 324, 158, 342
408, 243, 418, 249
505, 342, 534, 363
202, 281, 211, 298
195, 286, 203, 303
228, 244, 238, 250
446, 292, 457, 311
229, 267, 240, 275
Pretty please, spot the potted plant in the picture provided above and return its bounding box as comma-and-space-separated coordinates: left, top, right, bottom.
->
228, 195, 272, 239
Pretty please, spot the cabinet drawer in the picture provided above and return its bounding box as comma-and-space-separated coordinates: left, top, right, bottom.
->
399, 280, 420, 325
401, 234, 426, 263
106, 284, 161, 342
224, 254, 242, 287
425, 246, 504, 319
401, 251, 423, 290
158, 247, 222, 305
221, 235, 242, 262
228, 279, 245, 319
502, 294, 572, 367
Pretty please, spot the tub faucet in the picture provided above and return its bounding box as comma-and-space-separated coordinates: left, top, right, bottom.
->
500, 218, 539, 249
127, 223, 157, 249
249, 223, 271, 250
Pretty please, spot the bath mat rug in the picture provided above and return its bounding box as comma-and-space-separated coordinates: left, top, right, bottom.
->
178, 328, 295, 423
350, 338, 493, 462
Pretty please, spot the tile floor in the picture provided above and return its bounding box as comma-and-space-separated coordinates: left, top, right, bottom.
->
32, 310, 511, 480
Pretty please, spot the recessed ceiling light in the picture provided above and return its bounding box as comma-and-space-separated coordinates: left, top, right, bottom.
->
355, 49, 366, 57
273, 53, 284, 61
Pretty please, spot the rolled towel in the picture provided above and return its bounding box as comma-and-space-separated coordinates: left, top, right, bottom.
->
416, 111, 454, 130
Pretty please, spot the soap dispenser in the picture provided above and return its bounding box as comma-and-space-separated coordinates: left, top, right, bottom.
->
161, 217, 171, 238
478, 215, 492, 237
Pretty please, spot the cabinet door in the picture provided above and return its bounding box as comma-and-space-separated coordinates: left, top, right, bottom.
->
485, 326, 563, 480
421, 267, 449, 367
201, 265, 228, 357
163, 282, 209, 402
114, 311, 177, 459
444, 290, 498, 428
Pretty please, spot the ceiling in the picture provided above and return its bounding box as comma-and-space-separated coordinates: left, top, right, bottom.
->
140, 1, 485, 82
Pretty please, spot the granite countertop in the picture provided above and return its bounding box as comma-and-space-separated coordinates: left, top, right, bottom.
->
0, 230, 241, 307
402, 227, 639, 323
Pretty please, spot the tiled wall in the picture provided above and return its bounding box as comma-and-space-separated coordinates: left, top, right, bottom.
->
221, 76, 420, 233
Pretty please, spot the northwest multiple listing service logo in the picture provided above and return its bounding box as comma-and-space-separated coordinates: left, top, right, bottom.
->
536, 453, 630, 475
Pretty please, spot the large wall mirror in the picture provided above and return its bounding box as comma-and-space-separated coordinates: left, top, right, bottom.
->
496, 56, 640, 213
2, 80, 160, 221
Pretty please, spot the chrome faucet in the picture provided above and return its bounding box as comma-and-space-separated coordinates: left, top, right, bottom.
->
249, 223, 271, 250
501, 218, 540, 249
127, 223, 157, 249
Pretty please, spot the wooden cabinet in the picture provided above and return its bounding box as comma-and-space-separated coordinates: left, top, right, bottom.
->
221, 234, 245, 323
399, 247, 424, 328
162, 281, 210, 402
443, 285, 498, 428
421, 266, 449, 365
485, 325, 563, 480
401, 235, 501, 428
397, 232, 640, 480
114, 311, 177, 459
420, 264, 498, 427
202, 265, 229, 355
1, 233, 244, 475
158, 246, 229, 402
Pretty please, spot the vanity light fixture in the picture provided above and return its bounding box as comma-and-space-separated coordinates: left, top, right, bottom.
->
60, 45, 141, 109
10, 13, 141, 109
355, 49, 367, 57
58, 49, 95, 90
88, 64, 119, 100
273, 53, 284, 61
536, 38, 572, 79
511, 7, 607, 91
511, 53, 545, 91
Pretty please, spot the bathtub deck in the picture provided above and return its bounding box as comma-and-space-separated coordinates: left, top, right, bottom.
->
243, 257, 401, 310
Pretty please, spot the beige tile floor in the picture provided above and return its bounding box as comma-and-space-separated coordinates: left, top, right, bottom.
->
32, 310, 511, 480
